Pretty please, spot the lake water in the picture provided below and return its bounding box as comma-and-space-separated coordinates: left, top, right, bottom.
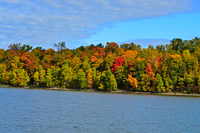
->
0, 87, 200, 133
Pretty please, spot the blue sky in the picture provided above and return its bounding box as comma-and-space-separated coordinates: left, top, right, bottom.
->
0, 0, 200, 49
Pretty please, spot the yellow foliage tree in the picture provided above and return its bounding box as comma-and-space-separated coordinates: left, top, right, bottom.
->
0, 49, 5, 62
33, 71, 40, 86
122, 50, 138, 67
127, 74, 138, 89
0, 64, 10, 84
70, 56, 81, 71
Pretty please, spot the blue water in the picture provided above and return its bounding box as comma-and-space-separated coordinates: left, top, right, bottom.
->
0, 88, 200, 133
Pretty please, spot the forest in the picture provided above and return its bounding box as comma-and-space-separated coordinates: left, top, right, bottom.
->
1, 37, 200, 94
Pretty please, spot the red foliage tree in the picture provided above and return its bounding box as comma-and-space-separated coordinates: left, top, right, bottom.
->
44, 56, 53, 69
20, 52, 31, 63
24, 56, 39, 76
156, 57, 162, 63
10, 51, 22, 57
91, 47, 97, 50
111, 56, 124, 73
96, 47, 106, 57
80, 52, 87, 60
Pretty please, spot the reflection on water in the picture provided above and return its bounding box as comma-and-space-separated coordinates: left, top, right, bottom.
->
0, 88, 200, 132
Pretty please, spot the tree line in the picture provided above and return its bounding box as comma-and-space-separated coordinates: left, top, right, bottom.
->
1, 37, 200, 93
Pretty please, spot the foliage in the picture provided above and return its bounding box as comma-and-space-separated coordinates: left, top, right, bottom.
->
87, 69, 93, 89
77, 69, 86, 89
111, 56, 124, 74
1, 37, 200, 93
156, 74, 164, 92
127, 74, 138, 89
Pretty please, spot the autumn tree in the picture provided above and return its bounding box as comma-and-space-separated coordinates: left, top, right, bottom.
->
9, 69, 30, 86
81, 52, 87, 60
70, 56, 81, 72
0, 64, 10, 84
98, 71, 106, 90
0, 49, 5, 62
140, 74, 151, 92
87, 69, 93, 89
122, 50, 138, 67
127, 74, 138, 90
111, 56, 124, 74
62, 61, 73, 87
24, 56, 39, 76
105, 42, 119, 53
9, 56, 21, 70
104, 54, 117, 69
145, 63, 155, 80
33, 65, 46, 86
51, 66, 62, 88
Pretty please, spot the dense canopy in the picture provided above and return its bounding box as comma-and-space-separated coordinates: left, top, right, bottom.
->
1, 37, 200, 94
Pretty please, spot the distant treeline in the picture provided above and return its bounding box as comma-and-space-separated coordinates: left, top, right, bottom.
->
1, 37, 200, 93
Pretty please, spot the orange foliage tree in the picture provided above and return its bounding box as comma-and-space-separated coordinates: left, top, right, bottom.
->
127, 74, 138, 89
105, 42, 119, 53
87, 69, 93, 89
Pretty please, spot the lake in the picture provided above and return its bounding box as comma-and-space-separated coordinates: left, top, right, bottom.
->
0, 87, 200, 132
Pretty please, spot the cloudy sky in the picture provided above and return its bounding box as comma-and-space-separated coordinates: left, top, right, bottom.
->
0, 0, 200, 49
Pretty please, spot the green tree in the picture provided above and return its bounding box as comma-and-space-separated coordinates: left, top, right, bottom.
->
77, 69, 86, 89
156, 74, 165, 92
110, 74, 118, 91
115, 66, 128, 89
62, 61, 74, 87
184, 72, 194, 93
46, 68, 53, 87
105, 69, 112, 91
163, 74, 173, 92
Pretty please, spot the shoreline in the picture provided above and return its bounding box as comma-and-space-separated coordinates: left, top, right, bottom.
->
1, 85, 200, 97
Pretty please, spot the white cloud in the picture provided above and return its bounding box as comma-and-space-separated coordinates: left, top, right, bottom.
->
0, 0, 193, 49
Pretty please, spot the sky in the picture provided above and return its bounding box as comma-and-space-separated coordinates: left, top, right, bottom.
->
0, 0, 200, 50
